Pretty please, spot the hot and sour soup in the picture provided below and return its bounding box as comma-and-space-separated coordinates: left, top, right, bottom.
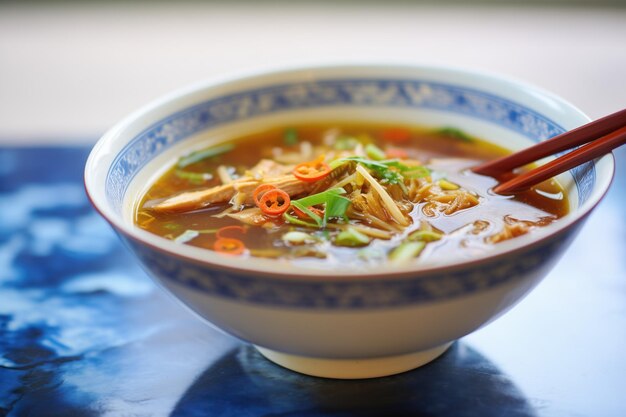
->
135, 123, 568, 267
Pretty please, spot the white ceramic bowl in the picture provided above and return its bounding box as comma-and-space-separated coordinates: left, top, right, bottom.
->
85, 64, 614, 379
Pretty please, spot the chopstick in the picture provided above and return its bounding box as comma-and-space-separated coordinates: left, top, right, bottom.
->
471, 108, 626, 194
491, 126, 626, 194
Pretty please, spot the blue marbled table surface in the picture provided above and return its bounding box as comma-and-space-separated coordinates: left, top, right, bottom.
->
1, 146, 625, 417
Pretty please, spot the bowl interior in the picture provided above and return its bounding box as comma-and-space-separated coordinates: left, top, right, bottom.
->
86, 65, 613, 276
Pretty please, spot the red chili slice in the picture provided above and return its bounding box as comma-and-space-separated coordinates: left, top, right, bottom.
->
213, 238, 245, 255
292, 157, 332, 183
216, 225, 247, 240
253, 184, 277, 207
257, 188, 291, 216
385, 148, 409, 159
293, 206, 324, 220
382, 128, 411, 144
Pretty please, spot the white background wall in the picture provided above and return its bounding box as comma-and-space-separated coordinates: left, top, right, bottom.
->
1, 3, 625, 143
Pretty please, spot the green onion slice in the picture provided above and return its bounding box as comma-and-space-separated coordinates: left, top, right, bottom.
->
389, 241, 426, 263
335, 227, 371, 247
365, 143, 386, 161
407, 230, 442, 242
437, 127, 473, 142
283, 128, 299, 146
291, 188, 351, 227
177, 143, 235, 168
175, 170, 212, 184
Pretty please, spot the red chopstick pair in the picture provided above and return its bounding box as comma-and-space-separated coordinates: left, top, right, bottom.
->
472, 108, 626, 194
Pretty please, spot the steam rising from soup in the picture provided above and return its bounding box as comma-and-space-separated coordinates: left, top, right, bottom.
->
135, 123, 567, 267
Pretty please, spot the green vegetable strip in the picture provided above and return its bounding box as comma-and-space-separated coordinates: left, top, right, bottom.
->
329, 156, 431, 185
175, 170, 212, 184
403, 166, 431, 179
290, 201, 323, 227
389, 241, 426, 262
290, 188, 351, 228
335, 227, 370, 247
438, 179, 459, 190
283, 212, 319, 228
294, 187, 346, 205
283, 128, 299, 145
437, 127, 473, 142
407, 230, 442, 242
365, 144, 386, 161
163, 222, 181, 230
177, 143, 235, 168
323, 193, 351, 225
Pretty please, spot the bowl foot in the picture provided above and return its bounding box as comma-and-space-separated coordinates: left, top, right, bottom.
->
255, 343, 453, 379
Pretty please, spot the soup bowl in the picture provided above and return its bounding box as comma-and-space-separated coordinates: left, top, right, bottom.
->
85, 64, 613, 379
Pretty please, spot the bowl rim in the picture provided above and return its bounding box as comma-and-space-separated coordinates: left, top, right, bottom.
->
84, 62, 615, 280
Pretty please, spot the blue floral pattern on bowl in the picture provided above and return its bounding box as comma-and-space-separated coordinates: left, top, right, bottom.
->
125, 224, 580, 309
106, 79, 595, 212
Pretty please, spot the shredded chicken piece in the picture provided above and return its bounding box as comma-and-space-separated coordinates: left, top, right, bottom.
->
230, 191, 248, 210
145, 159, 310, 213
471, 220, 490, 234
352, 212, 403, 232
247, 159, 294, 178
300, 141, 313, 160
440, 193, 479, 215
322, 128, 341, 146
332, 172, 357, 190
487, 216, 554, 243
147, 174, 313, 213
225, 207, 269, 226
310, 164, 349, 194
217, 166, 234, 184
272, 142, 316, 165
487, 221, 532, 243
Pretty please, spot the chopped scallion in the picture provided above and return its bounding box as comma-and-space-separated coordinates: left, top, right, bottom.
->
403, 166, 431, 179
389, 241, 426, 263
335, 227, 371, 247
177, 143, 235, 168
283, 128, 299, 146
407, 230, 442, 242
438, 179, 460, 190
175, 170, 212, 184
365, 143, 386, 161
323, 193, 351, 224
357, 247, 386, 261
330, 156, 431, 184
290, 201, 323, 227
292, 188, 351, 227
163, 222, 181, 231
437, 127, 473, 143
283, 212, 319, 228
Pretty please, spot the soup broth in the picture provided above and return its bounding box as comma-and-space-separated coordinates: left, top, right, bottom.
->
136, 123, 568, 267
